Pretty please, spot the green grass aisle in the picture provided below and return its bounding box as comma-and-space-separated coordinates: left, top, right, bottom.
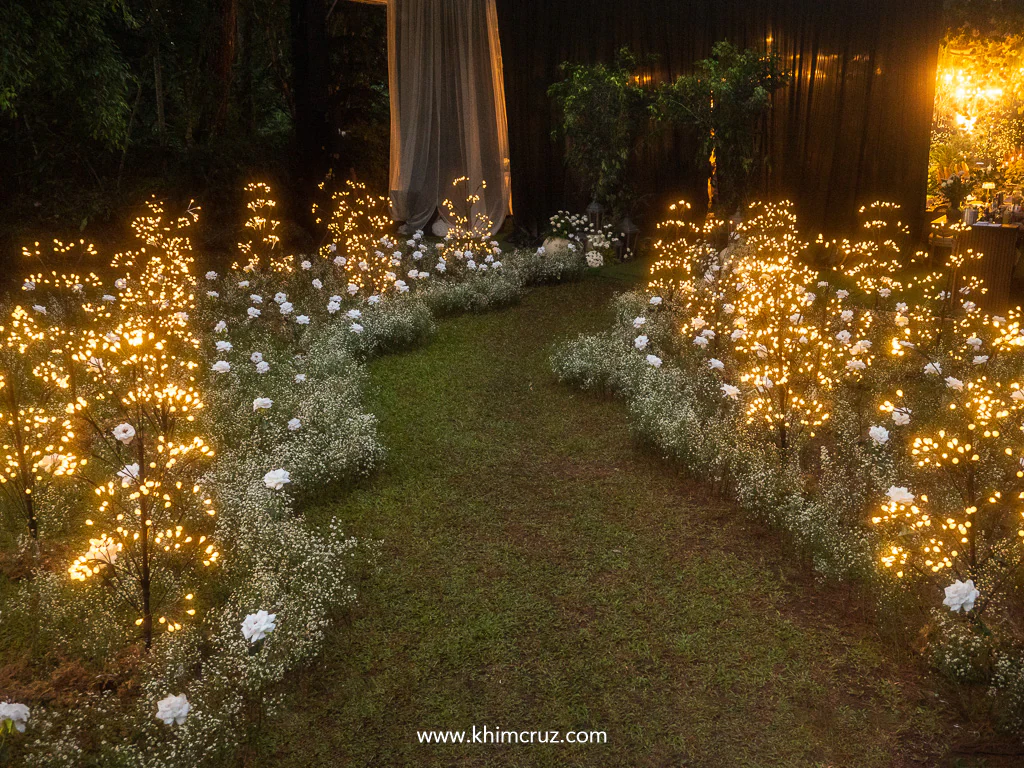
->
271, 268, 968, 767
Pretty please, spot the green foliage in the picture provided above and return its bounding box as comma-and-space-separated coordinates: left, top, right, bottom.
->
547, 48, 651, 213
654, 42, 790, 214
0, 0, 135, 148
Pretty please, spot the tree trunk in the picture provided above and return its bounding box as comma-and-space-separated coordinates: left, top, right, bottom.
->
290, 0, 333, 229
213, 0, 239, 134
154, 45, 166, 146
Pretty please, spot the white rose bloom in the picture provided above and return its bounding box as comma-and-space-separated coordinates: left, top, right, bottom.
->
346, 309, 363, 319
301, 260, 312, 270
215, 320, 228, 333
395, 280, 410, 293
84, 536, 118, 565
722, 303, 735, 314
836, 290, 849, 299
274, 292, 288, 304
117, 463, 140, 484
1011, 389, 1024, 402
256, 361, 270, 374
312, 278, 323, 290
112, 423, 136, 445
347, 283, 359, 295
334, 255, 346, 266
963, 301, 977, 312
721, 383, 740, 399
840, 310, 854, 322
22, 280, 36, 291
869, 425, 890, 445
693, 336, 709, 348
846, 359, 867, 371
645, 354, 662, 368
263, 468, 290, 490
253, 397, 273, 411
633, 317, 646, 329
287, 418, 302, 431
250, 352, 263, 363
295, 374, 307, 383
250, 294, 263, 304
247, 307, 261, 318
155, 694, 190, 726
966, 336, 983, 348
945, 376, 964, 391
0, 702, 30, 733
895, 314, 909, 327
634, 335, 649, 350
207, 291, 220, 299
943, 579, 979, 613
205, 271, 219, 280
241, 610, 278, 642
887, 486, 914, 506
238, 280, 250, 288
350, 323, 364, 334
37, 453, 65, 473
892, 408, 911, 425
649, 296, 663, 306
327, 301, 341, 314
436, 260, 447, 273
212, 361, 231, 373
973, 355, 988, 365
279, 302, 294, 315
216, 340, 233, 352
708, 358, 725, 371
102, 294, 116, 302
368, 295, 381, 304
115, 278, 127, 290
32, 305, 46, 315
296, 315, 310, 325
836, 330, 852, 344
878, 288, 891, 298
924, 362, 941, 375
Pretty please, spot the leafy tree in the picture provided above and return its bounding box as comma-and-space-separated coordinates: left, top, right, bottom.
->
547, 49, 652, 214
654, 42, 790, 215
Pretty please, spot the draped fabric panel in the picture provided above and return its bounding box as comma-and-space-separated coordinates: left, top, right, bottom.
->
387, 0, 511, 234
494, 0, 943, 237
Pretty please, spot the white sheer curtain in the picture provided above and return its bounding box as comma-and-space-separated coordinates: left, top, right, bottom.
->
386, 0, 511, 234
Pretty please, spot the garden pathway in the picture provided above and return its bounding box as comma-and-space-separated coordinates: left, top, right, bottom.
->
272, 265, 990, 767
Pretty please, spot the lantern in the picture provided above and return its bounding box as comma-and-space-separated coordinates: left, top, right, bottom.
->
586, 200, 605, 229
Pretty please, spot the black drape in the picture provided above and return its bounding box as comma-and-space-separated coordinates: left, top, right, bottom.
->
494, 0, 943, 237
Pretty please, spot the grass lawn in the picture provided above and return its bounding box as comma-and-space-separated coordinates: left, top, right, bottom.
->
269, 264, 995, 767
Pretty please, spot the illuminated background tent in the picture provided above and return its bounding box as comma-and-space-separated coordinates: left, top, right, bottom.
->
368, 0, 943, 235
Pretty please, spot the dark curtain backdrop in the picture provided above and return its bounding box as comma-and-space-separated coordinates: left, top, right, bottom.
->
494, 0, 944, 237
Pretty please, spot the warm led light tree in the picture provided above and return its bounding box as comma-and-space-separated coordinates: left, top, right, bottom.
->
66, 203, 220, 649
235, 182, 289, 274
0, 306, 81, 544
314, 179, 394, 296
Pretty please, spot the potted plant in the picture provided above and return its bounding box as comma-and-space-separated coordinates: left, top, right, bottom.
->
939, 172, 972, 221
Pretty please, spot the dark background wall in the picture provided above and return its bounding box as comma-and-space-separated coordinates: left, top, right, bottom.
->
495, 0, 944, 237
